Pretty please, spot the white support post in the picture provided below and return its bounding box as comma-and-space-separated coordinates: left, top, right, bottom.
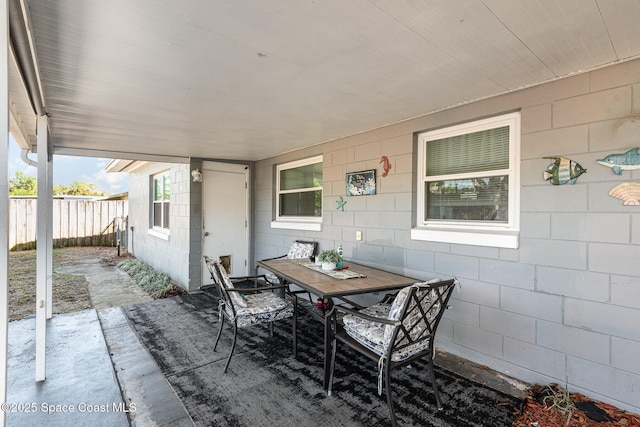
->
46, 133, 52, 319
0, 0, 9, 423
35, 115, 50, 382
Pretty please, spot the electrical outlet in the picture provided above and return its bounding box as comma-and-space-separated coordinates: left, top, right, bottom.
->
356, 230, 362, 241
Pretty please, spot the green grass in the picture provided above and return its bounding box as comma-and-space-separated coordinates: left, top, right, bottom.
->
8, 247, 112, 321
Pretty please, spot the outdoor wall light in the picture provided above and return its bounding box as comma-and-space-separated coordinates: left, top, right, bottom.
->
191, 168, 202, 183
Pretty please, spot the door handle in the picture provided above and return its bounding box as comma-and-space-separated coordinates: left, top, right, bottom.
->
204, 232, 210, 237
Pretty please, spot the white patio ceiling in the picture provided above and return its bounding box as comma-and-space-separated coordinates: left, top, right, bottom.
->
9, 0, 640, 162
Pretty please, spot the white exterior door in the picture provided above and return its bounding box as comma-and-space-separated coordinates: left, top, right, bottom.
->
202, 161, 249, 285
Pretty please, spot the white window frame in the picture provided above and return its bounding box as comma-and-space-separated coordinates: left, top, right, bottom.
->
412, 112, 520, 248
149, 171, 170, 239
271, 155, 323, 231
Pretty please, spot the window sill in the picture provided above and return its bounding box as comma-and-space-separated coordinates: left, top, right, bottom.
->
148, 228, 170, 241
411, 226, 518, 249
271, 221, 322, 232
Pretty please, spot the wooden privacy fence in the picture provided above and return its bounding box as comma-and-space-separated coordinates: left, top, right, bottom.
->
9, 198, 129, 251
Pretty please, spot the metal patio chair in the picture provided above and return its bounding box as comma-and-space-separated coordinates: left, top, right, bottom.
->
328, 278, 458, 427
263, 240, 318, 262
256, 240, 318, 281
256, 239, 319, 303
203, 256, 297, 373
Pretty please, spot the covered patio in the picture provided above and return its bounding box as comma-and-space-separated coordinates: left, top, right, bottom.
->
2, 1, 640, 426
6, 271, 526, 427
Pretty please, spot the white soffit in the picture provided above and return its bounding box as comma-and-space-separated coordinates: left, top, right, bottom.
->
9, 0, 640, 162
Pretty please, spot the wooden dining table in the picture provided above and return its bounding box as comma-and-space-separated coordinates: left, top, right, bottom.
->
255, 258, 421, 391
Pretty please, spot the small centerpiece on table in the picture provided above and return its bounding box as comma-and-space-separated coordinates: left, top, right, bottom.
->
317, 249, 343, 271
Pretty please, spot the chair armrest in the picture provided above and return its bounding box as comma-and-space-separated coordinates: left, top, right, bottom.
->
229, 273, 272, 282
288, 289, 314, 301
229, 274, 277, 288
378, 293, 397, 305
334, 305, 400, 327
257, 254, 287, 262
288, 289, 310, 295
228, 284, 290, 294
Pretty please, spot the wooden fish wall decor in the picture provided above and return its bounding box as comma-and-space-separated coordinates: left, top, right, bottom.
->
609, 182, 640, 206
596, 147, 640, 175
543, 157, 587, 185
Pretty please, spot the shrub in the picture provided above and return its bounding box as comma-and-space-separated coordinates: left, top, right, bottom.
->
118, 258, 182, 299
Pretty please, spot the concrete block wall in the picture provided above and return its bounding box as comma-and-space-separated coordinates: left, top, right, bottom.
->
187, 158, 203, 291
253, 58, 640, 413
127, 162, 190, 288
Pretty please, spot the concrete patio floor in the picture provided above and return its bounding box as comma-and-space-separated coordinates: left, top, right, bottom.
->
5, 255, 527, 426
6, 307, 193, 427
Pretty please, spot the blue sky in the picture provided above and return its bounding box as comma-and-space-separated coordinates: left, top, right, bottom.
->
8, 135, 129, 195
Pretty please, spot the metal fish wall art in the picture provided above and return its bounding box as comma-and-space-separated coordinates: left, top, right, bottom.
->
609, 182, 640, 206
596, 147, 640, 175
543, 156, 586, 185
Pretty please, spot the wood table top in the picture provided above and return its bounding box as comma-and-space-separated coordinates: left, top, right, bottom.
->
256, 258, 420, 298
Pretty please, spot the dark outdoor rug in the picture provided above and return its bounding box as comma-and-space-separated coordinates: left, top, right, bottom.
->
123, 289, 520, 427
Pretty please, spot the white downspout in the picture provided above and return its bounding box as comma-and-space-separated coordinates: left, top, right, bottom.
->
19, 147, 36, 167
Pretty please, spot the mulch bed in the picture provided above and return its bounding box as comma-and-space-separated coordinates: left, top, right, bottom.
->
514, 384, 640, 427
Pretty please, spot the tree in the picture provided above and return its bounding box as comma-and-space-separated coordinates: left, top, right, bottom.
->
9, 171, 37, 195
9, 172, 106, 197
54, 181, 105, 197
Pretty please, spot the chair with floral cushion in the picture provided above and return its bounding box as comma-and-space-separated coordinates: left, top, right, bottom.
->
203, 256, 297, 373
328, 278, 457, 427
256, 240, 319, 305
255, 240, 318, 282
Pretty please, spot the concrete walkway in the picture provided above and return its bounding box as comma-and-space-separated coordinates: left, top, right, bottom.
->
55, 258, 153, 310
6, 257, 193, 427
99, 307, 193, 427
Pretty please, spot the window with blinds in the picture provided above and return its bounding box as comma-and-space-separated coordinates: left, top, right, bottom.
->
413, 112, 520, 248
426, 126, 510, 176
275, 155, 323, 221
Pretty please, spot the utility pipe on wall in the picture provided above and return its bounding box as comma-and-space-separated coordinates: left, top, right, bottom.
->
19, 147, 36, 166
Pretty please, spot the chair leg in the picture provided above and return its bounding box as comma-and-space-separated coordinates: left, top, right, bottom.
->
427, 355, 443, 410
292, 302, 297, 359
328, 338, 337, 396
384, 362, 398, 427
223, 323, 238, 373
213, 314, 225, 352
